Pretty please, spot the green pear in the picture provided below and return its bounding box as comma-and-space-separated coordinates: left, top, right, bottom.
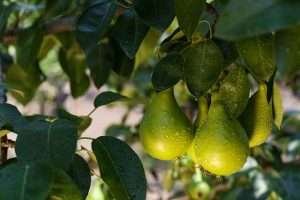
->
194, 94, 249, 175
272, 83, 283, 129
240, 83, 273, 147
139, 88, 193, 160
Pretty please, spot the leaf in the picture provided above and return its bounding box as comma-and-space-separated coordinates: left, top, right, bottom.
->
94, 91, 127, 108
276, 25, 300, 80
86, 44, 113, 88
0, 162, 52, 200
16, 119, 77, 169
44, 0, 73, 19
175, 0, 205, 38
134, 0, 175, 31
215, 0, 300, 40
183, 41, 224, 97
76, 0, 117, 53
110, 40, 135, 78
57, 108, 92, 135
105, 124, 132, 137
67, 154, 91, 199
58, 47, 90, 98
0, 3, 15, 36
0, 103, 26, 132
5, 64, 44, 105
112, 9, 149, 58
48, 169, 82, 200
16, 24, 43, 68
152, 53, 183, 92
92, 136, 147, 200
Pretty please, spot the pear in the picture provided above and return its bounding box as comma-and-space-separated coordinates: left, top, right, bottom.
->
194, 94, 249, 176
139, 88, 193, 160
272, 83, 283, 130
240, 83, 273, 147
236, 34, 275, 82
187, 96, 208, 163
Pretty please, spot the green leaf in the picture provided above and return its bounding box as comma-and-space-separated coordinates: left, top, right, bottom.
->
67, 154, 91, 199
16, 24, 43, 68
76, 0, 117, 53
94, 91, 127, 108
0, 3, 15, 36
0, 162, 52, 200
86, 44, 113, 88
92, 136, 147, 200
105, 124, 132, 137
152, 53, 183, 92
48, 169, 82, 200
58, 47, 90, 98
276, 25, 300, 80
16, 119, 77, 169
215, 0, 300, 40
57, 108, 92, 135
0, 103, 26, 132
134, 0, 175, 31
175, 0, 205, 38
183, 40, 224, 97
44, 0, 73, 19
236, 34, 276, 82
5, 64, 44, 105
112, 9, 149, 58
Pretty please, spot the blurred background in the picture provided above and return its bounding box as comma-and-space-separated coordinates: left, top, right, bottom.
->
1, 0, 299, 198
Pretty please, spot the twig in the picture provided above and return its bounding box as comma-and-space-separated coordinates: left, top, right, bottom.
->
2, 16, 76, 44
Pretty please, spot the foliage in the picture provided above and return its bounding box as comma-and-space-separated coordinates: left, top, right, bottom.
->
0, 0, 299, 199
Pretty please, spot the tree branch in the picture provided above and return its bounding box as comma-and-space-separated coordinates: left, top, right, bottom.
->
2, 16, 77, 44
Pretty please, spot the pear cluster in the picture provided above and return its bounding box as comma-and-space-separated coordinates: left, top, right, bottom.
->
140, 36, 284, 176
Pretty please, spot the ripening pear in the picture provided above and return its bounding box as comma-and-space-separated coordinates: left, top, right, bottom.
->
272, 83, 284, 130
236, 34, 275, 82
193, 94, 249, 176
240, 84, 273, 147
139, 88, 193, 160
187, 96, 208, 163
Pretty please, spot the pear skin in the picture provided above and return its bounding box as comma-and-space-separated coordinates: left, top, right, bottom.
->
194, 95, 249, 175
240, 84, 273, 147
139, 88, 193, 160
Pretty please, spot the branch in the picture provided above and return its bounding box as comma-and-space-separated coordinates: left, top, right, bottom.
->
2, 16, 77, 44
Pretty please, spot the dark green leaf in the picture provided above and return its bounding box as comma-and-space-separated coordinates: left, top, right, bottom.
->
0, 103, 26, 132
67, 154, 91, 199
175, 0, 205, 38
16, 24, 43, 68
134, 0, 175, 31
0, 162, 52, 200
183, 41, 224, 97
110, 40, 135, 78
58, 47, 90, 98
92, 136, 147, 200
94, 91, 126, 108
194, 6, 217, 39
86, 44, 113, 88
276, 25, 300, 80
112, 9, 149, 58
215, 0, 300, 40
48, 169, 82, 200
44, 0, 73, 19
5, 64, 44, 105
57, 108, 92, 134
0, 3, 15, 36
16, 119, 77, 169
76, 0, 117, 53
105, 124, 132, 137
152, 53, 183, 92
